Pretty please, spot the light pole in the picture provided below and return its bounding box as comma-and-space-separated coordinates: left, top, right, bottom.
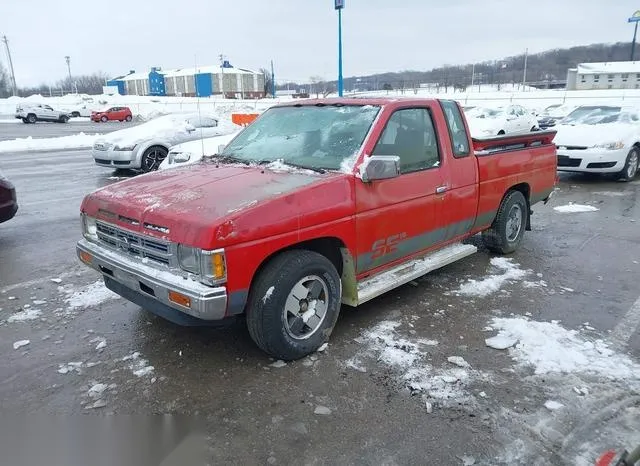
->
335, 0, 344, 96
629, 11, 640, 61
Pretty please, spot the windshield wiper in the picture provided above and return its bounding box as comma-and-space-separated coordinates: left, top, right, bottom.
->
213, 153, 251, 165
258, 159, 326, 174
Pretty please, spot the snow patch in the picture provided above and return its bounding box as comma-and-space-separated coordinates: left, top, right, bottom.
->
553, 203, 599, 213
7, 308, 42, 323
270, 360, 287, 368
262, 286, 275, 304
122, 352, 154, 377
13, 340, 30, 350
64, 281, 119, 310
0, 132, 103, 153
455, 258, 528, 297
488, 317, 640, 379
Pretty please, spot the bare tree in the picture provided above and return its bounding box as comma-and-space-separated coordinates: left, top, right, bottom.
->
309, 76, 334, 98
0, 60, 10, 98
57, 72, 109, 94
260, 67, 273, 97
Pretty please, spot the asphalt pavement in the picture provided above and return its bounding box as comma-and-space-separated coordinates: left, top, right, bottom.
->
0, 136, 638, 465
0, 116, 138, 142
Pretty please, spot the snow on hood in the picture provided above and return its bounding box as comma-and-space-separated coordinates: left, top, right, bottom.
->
554, 122, 639, 147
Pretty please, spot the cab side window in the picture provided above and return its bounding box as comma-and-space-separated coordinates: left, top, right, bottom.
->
372, 108, 440, 174
440, 100, 470, 158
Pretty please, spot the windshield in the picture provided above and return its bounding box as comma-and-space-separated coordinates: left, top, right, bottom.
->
219, 104, 380, 171
561, 106, 623, 125
465, 107, 503, 119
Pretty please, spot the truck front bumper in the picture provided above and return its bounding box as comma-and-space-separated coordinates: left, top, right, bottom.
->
76, 239, 228, 324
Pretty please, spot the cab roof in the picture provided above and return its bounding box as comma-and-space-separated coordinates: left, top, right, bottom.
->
273, 97, 443, 108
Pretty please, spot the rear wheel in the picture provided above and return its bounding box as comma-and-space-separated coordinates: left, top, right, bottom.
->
100, 116, 108, 123
71, 111, 80, 118
140, 146, 168, 172
498, 130, 505, 135
482, 190, 528, 254
27, 114, 37, 124
246, 250, 342, 360
618, 148, 639, 182
125, 115, 132, 122
59, 115, 69, 123
530, 126, 538, 132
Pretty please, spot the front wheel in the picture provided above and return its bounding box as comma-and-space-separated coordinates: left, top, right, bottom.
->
618, 148, 639, 182
100, 116, 108, 123
140, 146, 168, 172
246, 250, 342, 360
482, 190, 528, 254
125, 115, 132, 122
59, 115, 69, 123
27, 114, 37, 124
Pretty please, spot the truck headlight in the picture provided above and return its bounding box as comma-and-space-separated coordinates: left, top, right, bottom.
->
81, 213, 98, 240
177, 245, 200, 274
177, 246, 226, 285
114, 144, 137, 151
593, 141, 625, 150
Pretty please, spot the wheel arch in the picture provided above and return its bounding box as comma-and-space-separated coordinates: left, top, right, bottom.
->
244, 236, 357, 313
134, 141, 169, 166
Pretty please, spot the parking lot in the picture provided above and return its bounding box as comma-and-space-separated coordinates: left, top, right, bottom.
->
0, 116, 140, 142
0, 121, 639, 465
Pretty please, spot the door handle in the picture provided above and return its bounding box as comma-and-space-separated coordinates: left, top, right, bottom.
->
436, 186, 448, 194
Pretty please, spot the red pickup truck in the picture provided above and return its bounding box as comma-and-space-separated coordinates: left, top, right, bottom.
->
77, 98, 557, 360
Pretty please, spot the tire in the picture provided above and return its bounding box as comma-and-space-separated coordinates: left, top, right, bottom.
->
530, 126, 538, 132
21, 118, 28, 124
71, 111, 80, 118
27, 114, 37, 124
100, 116, 108, 123
125, 115, 132, 122
246, 250, 342, 360
482, 190, 528, 254
59, 115, 69, 123
498, 130, 505, 135
618, 148, 639, 182
140, 146, 168, 172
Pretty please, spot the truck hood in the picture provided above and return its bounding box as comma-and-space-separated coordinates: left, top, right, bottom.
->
554, 123, 637, 147
82, 162, 354, 249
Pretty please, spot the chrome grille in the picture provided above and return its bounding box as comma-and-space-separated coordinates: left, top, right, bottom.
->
96, 221, 171, 266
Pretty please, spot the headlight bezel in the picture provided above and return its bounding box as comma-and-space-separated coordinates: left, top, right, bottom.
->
593, 141, 625, 150
81, 213, 98, 241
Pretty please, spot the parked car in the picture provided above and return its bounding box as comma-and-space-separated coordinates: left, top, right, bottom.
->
0, 169, 18, 224
91, 112, 237, 172
537, 104, 577, 129
554, 105, 640, 181
464, 104, 539, 137
15, 103, 71, 123
76, 97, 557, 359
159, 132, 242, 170
91, 107, 133, 123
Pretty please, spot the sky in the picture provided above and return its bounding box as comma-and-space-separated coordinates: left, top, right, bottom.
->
2, 0, 638, 87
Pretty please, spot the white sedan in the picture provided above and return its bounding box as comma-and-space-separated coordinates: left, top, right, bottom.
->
159, 132, 242, 170
554, 105, 640, 181
464, 104, 539, 137
91, 113, 238, 172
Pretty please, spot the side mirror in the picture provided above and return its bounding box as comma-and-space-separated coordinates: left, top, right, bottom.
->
173, 152, 191, 163
217, 144, 226, 154
185, 123, 196, 132
360, 155, 401, 182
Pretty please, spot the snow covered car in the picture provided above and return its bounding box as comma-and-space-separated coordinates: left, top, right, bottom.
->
464, 104, 539, 137
15, 103, 71, 124
0, 169, 18, 224
159, 132, 242, 170
537, 104, 577, 129
555, 105, 640, 181
91, 113, 237, 172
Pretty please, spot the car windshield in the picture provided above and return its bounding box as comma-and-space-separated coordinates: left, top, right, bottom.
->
466, 107, 503, 119
219, 104, 380, 171
560, 106, 623, 125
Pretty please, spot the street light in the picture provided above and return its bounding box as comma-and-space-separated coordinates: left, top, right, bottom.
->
628, 10, 640, 61
335, 0, 344, 97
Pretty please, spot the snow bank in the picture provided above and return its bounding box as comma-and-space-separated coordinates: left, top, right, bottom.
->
488, 317, 640, 379
553, 204, 599, 213
455, 258, 528, 297
0, 133, 102, 154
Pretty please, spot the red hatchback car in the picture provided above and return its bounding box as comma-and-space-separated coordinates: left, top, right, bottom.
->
91, 106, 133, 123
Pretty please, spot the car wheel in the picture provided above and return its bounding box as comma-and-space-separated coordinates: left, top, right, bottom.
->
71, 111, 80, 118
246, 250, 342, 360
21, 118, 28, 124
100, 116, 108, 123
140, 146, 168, 172
27, 114, 37, 124
125, 115, 132, 122
618, 148, 639, 182
482, 190, 528, 254
59, 115, 69, 123
530, 126, 538, 132
498, 130, 505, 135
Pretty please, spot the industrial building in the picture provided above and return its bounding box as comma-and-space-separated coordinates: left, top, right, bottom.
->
106, 61, 266, 98
566, 61, 640, 90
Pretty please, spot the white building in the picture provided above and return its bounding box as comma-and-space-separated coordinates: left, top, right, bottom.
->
566, 61, 640, 90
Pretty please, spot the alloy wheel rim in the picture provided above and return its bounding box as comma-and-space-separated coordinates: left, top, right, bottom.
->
282, 275, 329, 340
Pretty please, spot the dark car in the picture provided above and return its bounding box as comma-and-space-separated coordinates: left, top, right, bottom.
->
0, 170, 18, 224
